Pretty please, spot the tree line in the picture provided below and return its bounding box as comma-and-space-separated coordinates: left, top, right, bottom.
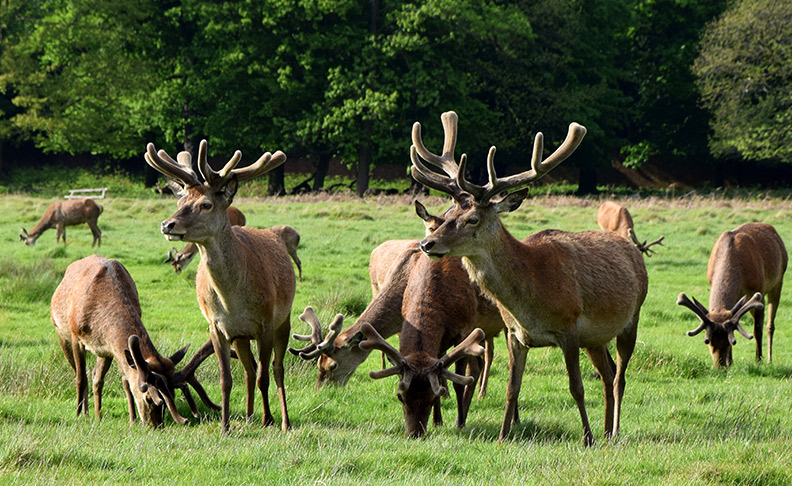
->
0, 0, 789, 195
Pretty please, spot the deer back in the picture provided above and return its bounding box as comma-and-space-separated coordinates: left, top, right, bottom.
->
60, 198, 103, 225
707, 223, 788, 312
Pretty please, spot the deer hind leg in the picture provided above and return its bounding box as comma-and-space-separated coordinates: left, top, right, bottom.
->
585, 345, 616, 438
232, 339, 257, 422
432, 398, 442, 427
752, 304, 766, 362
210, 329, 233, 432
477, 336, 494, 399
613, 318, 638, 438
272, 320, 291, 431
88, 221, 101, 247
92, 356, 113, 419
71, 341, 88, 416
559, 331, 594, 447
256, 328, 275, 427
56, 224, 65, 244
499, 332, 527, 441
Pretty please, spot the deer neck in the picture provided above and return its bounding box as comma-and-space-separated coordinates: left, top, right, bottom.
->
194, 223, 242, 281
708, 264, 744, 312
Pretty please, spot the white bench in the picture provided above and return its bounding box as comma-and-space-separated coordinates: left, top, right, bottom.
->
64, 187, 109, 199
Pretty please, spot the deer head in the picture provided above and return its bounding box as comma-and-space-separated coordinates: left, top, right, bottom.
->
144, 139, 285, 244
358, 323, 484, 438
414, 200, 447, 235
287, 306, 354, 387
677, 292, 762, 368
410, 111, 586, 259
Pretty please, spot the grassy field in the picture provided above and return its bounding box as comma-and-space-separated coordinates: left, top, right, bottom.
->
2, 189, 792, 484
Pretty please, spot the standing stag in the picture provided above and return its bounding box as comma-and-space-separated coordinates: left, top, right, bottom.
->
597, 200, 664, 256
20, 198, 103, 247
145, 140, 295, 431
677, 223, 787, 368
410, 111, 648, 445
51, 255, 219, 426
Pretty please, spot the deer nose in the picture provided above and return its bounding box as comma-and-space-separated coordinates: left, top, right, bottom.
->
419, 240, 435, 253
161, 220, 176, 233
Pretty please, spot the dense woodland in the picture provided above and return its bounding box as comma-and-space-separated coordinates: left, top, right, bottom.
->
0, 0, 790, 195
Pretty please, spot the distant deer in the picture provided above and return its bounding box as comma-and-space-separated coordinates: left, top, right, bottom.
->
20, 198, 103, 247
268, 225, 303, 282
677, 223, 787, 368
410, 111, 648, 445
145, 139, 295, 432
50, 255, 220, 426
597, 200, 664, 257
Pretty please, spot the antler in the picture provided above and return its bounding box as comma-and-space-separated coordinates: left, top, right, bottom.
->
410, 111, 586, 205
146, 139, 287, 189
288, 306, 344, 360
677, 293, 713, 339
426, 328, 486, 397
172, 339, 222, 416
127, 335, 188, 425
726, 293, 762, 342
628, 229, 665, 257
359, 323, 407, 380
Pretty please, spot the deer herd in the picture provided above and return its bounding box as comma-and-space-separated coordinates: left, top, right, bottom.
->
19, 111, 788, 444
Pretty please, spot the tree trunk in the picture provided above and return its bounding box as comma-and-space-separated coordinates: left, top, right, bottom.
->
268, 165, 286, 196
576, 165, 598, 195
356, 139, 372, 197
313, 152, 331, 191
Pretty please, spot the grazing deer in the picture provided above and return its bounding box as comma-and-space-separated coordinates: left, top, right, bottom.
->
410, 111, 648, 445
20, 198, 103, 247
677, 223, 787, 368
268, 225, 303, 282
50, 255, 220, 426
597, 200, 664, 257
145, 139, 295, 432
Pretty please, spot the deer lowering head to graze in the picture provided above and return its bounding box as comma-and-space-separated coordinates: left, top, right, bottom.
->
410, 111, 648, 445
20, 198, 103, 247
145, 139, 295, 432
267, 225, 303, 281
50, 255, 220, 426
164, 206, 246, 273
677, 223, 787, 368
597, 200, 664, 257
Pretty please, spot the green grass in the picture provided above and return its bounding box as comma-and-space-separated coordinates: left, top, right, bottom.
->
2, 191, 792, 484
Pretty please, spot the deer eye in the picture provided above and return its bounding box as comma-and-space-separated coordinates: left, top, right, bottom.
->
200, 202, 213, 211
466, 216, 480, 227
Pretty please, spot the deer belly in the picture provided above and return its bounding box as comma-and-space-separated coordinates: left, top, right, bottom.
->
576, 315, 631, 347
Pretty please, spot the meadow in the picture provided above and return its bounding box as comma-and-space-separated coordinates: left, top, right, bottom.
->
2, 187, 792, 485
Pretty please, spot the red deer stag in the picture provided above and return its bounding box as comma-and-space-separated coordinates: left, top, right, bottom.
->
20, 198, 103, 247
410, 111, 648, 445
677, 223, 787, 368
145, 139, 295, 432
51, 255, 220, 426
597, 200, 664, 257
164, 206, 247, 272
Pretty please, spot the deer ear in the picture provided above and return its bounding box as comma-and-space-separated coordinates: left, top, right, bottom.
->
414, 200, 430, 221
218, 176, 238, 205
125, 350, 137, 369
494, 188, 531, 214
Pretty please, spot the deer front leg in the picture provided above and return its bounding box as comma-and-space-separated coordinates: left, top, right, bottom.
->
210, 328, 232, 432
71, 341, 88, 416
456, 357, 480, 428
257, 329, 275, 427
500, 332, 527, 441
57, 224, 66, 244
584, 346, 615, 438
766, 287, 781, 363
560, 332, 594, 447
88, 221, 101, 247
752, 306, 765, 362
122, 378, 136, 422
92, 356, 113, 419
232, 339, 257, 422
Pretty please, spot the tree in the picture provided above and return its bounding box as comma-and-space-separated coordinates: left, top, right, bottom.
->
693, 0, 792, 163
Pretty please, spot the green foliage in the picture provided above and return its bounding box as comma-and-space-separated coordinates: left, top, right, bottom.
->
693, 0, 792, 163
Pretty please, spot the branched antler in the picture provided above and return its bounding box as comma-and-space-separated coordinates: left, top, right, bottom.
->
628, 229, 665, 257
288, 306, 344, 360
410, 111, 586, 205
359, 323, 407, 380
172, 339, 222, 416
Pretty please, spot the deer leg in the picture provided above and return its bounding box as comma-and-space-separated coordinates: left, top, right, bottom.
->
585, 346, 615, 438
272, 320, 291, 431
88, 221, 101, 247
766, 286, 782, 363
500, 332, 527, 441
457, 356, 481, 428
613, 318, 638, 438
71, 341, 88, 416
210, 329, 232, 432
559, 332, 593, 447
432, 397, 443, 426
477, 337, 494, 399
92, 356, 113, 419
122, 378, 136, 422
256, 328, 275, 427
752, 306, 765, 362
56, 224, 64, 244
232, 339, 256, 422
